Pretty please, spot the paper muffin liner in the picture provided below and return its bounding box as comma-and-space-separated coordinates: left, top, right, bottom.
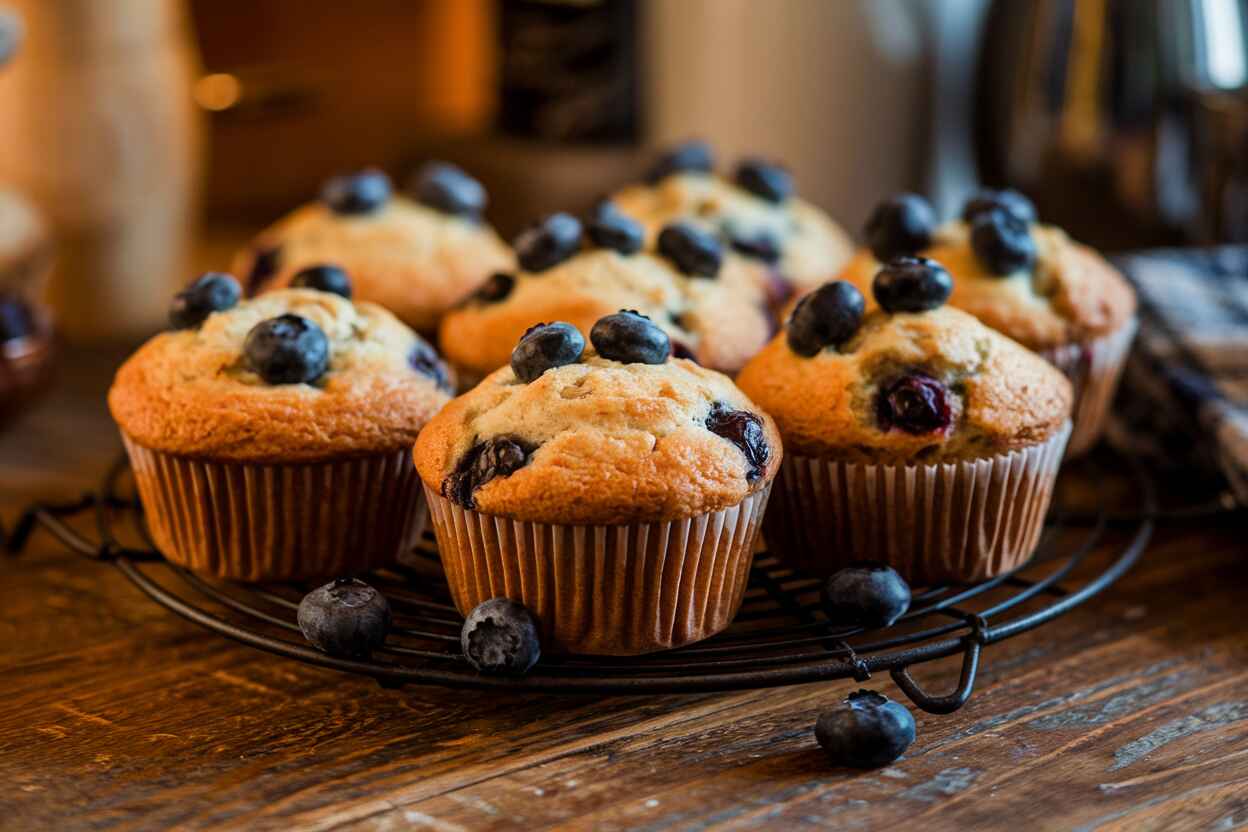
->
1041, 318, 1137, 457
764, 422, 1070, 585
424, 486, 772, 655
122, 436, 426, 582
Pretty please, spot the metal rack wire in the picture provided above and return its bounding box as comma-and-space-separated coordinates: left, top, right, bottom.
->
2, 452, 1156, 714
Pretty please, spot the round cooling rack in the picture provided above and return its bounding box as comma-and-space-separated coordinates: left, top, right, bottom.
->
2, 451, 1156, 714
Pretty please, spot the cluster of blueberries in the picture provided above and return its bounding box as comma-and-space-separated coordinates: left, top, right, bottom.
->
644, 139, 794, 206
168, 265, 450, 391
320, 162, 488, 221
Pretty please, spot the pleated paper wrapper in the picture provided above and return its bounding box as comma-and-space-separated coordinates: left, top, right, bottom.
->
123, 436, 425, 582
764, 423, 1070, 585
1042, 318, 1136, 457
425, 486, 772, 655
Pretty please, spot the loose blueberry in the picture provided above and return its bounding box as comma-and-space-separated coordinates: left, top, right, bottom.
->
585, 202, 644, 255
511, 321, 585, 383
706, 403, 770, 482
243, 243, 282, 296
413, 161, 486, 218
471, 272, 515, 305
461, 598, 541, 675
786, 281, 865, 357
244, 314, 330, 385
970, 209, 1036, 275
734, 158, 793, 204
0, 293, 34, 343
658, 222, 722, 277
864, 193, 935, 262
822, 563, 911, 629
728, 229, 782, 265
589, 310, 670, 365
815, 690, 916, 768
515, 213, 582, 273
872, 256, 952, 314
645, 139, 714, 183
169, 272, 241, 330
291, 263, 352, 299
962, 187, 1036, 225
409, 340, 453, 392
297, 578, 391, 658
321, 168, 392, 215
443, 437, 535, 509
876, 372, 952, 435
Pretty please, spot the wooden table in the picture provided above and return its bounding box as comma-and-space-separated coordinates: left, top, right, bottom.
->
2, 345, 1246, 832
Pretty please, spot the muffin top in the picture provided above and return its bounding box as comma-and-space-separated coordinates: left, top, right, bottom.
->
611, 142, 853, 304
841, 190, 1136, 351
415, 311, 781, 525
232, 166, 514, 334
110, 283, 453, 463
438, 209, 773, 379
737, 259, 1072, 464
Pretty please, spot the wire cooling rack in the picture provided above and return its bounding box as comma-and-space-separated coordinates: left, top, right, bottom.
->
2, 451, 1156, 714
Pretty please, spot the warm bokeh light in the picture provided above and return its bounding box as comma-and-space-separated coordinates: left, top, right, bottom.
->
194, 72, 241, 112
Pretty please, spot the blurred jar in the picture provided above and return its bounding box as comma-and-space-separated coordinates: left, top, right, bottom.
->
0, 0, 202, 342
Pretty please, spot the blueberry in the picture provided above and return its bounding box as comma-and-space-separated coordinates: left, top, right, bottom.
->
243, 243, 282, 295
658, 222, 722, 278
876, 372, 952, 435
670, 340, 699, 362
0, 293, 33, 343
244, 313, 330, 385
443, 437, 534, 509
863, 193, 935, 262
515, 213, 582, 273
962, 188, 1036, 225
872, 256, 952, 314
169, 272, 241, 330
761, 269, 795, 310
409, 339, 453, 392
786, 281, 865, 357
585, 202, 644, 255
291, 263, 352, 299
815, 690, 916, 768
511, 321, 585, 382
461, 598, 541, 675
727, 229, 782, 265
645, 139, 714, 183
706, 403, 770, 482
470, 272, 515, 305
413, 161, 486, 218
822, 563, 911, 629
321, 168, 392, 215
734, 158, 793, 204
589, 310, 670, 365
970, 209, 1036, 275
297, 578, 391, 658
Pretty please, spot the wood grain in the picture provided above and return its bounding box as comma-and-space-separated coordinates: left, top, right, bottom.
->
0, 345, 1245, 831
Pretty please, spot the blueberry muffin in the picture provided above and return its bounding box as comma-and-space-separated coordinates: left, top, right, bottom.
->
611, 141, 854, 312
109, 277, 453, 581
838, 190, 1135, 456
438, 207, 774, 384
415, 310, 781, 654
232, 164, 514, 336
738, 258, 1073, 583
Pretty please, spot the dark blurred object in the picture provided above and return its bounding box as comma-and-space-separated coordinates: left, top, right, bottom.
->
0, 195, 54, 428
977, 0, 1248, 250
0, 7, 21, 66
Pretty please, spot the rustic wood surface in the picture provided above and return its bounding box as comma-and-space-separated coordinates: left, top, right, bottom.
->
0, 345, 1246, 832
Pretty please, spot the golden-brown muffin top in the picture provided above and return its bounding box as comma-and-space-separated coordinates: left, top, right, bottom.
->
413, 347, 782, 525
109, 289, 451, 462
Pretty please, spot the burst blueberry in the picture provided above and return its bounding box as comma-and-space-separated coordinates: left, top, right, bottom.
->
444, 437, 534, 509
658, 222, 722, 277
876, 372, 952, 435
864, 193, 935, 262
815, 690, 916, 768
297, 578, 391, 658
461, 598, 541, 675
169, 272, 241, 330
734, 158, 793, 204
706, 403, 770, 482
511, 321, 585, 382
585, 202, 644, 255
413, 161, 486, 218
515, 213, 582, 272
786, 281, 865, 357
291, 263, 352, 299
872, 256, 952, 314
962, 188, 1036, 225
822, 563, 911, 629
970, 208, 1036, 275
590, 310, 670, 365
321, 168, 392, 215
645, 139, 714, 183
244, 313, 330, 385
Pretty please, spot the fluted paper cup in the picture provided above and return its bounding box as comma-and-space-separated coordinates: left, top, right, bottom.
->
764, 423, 1070, 585
424, 486, 772, 655
122, 436, 426, 582
1042, 318, 1136, 458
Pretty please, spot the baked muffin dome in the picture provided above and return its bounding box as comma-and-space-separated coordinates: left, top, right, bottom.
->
611, 144, 854, 305
415, 330, 781, 525
232, 167, 514, 335
110, 287, 452, 462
